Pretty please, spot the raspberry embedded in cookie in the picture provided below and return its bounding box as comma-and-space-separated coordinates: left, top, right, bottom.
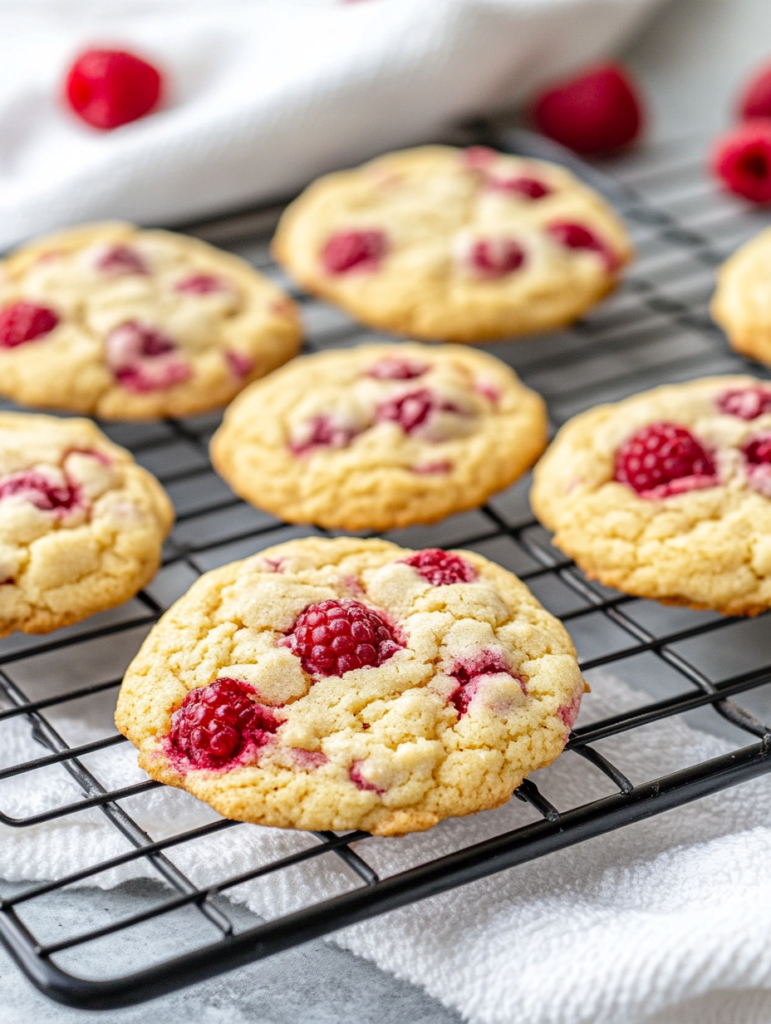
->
105, 320, 192, 392
547, 221, 616, 269
350, 759, 385, 794
168, 677, 280, 771
0, 301, 60, 348
742, 432, 771, 496
375, 388, 462, 436
96, 245, 149, 276
449, 650, 515, 717
289, 414, 360, 456
280, 599, 404, 677
463, 237, 526, 278
462, 145, 498, 170
402, 548, 477, 586
0, 470, 81, 515
321, 230, 388, 275
225, 350, 253, 378
175, 273, 228, 295
366, 357, 429, 380
614, 422, 717, 498
717, 386, 771, 420
487, 175, 552, 200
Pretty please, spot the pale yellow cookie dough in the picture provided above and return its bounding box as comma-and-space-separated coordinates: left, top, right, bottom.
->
712, 226, 771, 365
115, 536, 585, 836
273, 145, 633, 342
209, 342, 548, 531
0, 412, 173, 637
0, 221, 301, 419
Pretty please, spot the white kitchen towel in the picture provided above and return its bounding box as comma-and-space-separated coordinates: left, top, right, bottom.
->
1, 671, 771, 1024
0, 0, 664, 251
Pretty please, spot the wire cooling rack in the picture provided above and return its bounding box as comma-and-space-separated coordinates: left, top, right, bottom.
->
2, 127, 771, 1010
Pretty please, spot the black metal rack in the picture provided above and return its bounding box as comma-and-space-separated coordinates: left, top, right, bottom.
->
1, 127, 771, 1010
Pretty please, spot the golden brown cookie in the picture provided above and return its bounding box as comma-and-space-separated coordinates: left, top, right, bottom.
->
712, 227, 771, 364
115, 536, 585, 836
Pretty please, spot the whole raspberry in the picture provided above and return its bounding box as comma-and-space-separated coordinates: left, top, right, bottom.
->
96, 245, 148, 275
547, 221, 615, 268
0, 471, 80, 514
711, 120, 771, 203
0, 301, 59, 348
531, 63, 643, 154
743, 433, 771, 465
738, 63, 771, 121
449, 650, 513, 717
402, 549, 477, 586
614, 422, 716, 497
289, 414, 359, 456
321, 230, 387, 274
366, 357, 428, 381
168, 678, 279, 770
375, 388, 460, 435
717, 386, 771, 420
487, 176, 551, 200
175, 274, 227, 295
467, 238, 526, 277
280, 599, 403, 677
64, 48, 163, 130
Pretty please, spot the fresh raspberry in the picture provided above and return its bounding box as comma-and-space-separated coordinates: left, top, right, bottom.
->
717, 386, 771, 420
466, 238, 526, 277
96, 245, 148, 275
321, 230, 387, 274
366, 357, 428, 381
402, 548, 477, 586
743, 433, 771, 465
280, 599, 403, 677
289, 414, 359, 456
175, 273, 227, 295
0, 471, 80, 514
487, 176, 551, 200
375, 388, 460, 435
711, 120, 771, 203
547, 221, 615, 268
614, 422, 716, 497
225, 350, 253, 378
738, 63, 771, 120
0, 301, 59, 348
168, 678, 279, 771
531, 63, 643, 154
449, 650, 513, 717
64, 48, 163, 130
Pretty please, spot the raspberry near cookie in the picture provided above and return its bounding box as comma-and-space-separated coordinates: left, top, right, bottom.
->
531, 376, 771, 616
272, 145, 632, 342
0, 222, 301, 419
115, 536, 585, 835
0, 412, 173, 637
209, 342, 548, 531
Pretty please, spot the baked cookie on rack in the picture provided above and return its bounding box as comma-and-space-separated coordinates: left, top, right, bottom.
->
0, 412, 173, 637
209, 342, 548, 531
712, 227, 771, 365
272, 145, 632, 342
115, 536, 585, 835
0, 222, 301, 419
531, 375, 771, 616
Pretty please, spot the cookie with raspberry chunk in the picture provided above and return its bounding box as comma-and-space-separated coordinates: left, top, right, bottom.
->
531, 375, 771, 616
0, 221, 301, 419
272, 145, 632, 342
712, 227, 771, 362
0, 412, 172, 637
209, 342, 547, 530
115, 536, 584, 835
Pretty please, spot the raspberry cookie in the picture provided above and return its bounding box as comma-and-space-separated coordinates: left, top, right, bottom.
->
272, 145, 632, 342
115, 536, 584, 835
0, 412, 173, 637
0, 222, 301, 419
209, 343, 547, 531
531, 375, 771, 616
712, 227, 771, 363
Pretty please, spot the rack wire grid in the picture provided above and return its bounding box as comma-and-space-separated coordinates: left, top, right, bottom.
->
1, 125, 771, 1011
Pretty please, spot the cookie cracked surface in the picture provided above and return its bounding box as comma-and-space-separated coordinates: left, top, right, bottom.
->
209, 342, 547, 531
272, 145, 632, 342
0, 412, 173, 637
532, 375, 771, 616
115, 536, 585, 836
0, 222, 301, 419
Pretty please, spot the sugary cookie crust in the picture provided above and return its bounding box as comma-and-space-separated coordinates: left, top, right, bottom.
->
115, 536, 584, 836
209, 342, 548, 531
531, 375, 771, 616
712, 227, 771, 364
0, 412, 173, 637
273, 145, 633, 342
0, 222, 301, 419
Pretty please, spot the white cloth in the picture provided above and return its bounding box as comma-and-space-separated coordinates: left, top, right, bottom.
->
0, 0, 663, 251
2, 672, 771, 1024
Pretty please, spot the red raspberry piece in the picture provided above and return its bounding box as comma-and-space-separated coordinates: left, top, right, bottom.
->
105, 320, 192, 392
738, 63, 771, 121
280, 599, 403, 677
547, 221, 616, 269
289, 414, 359, 456
711, 120, 771, 204
531, 63, 643, 154
462, 146, 498, 170
0, 301, 59, 348
96, 245, 148, 275
225, 350, 253, 378
0, 471, 80, 514
175, 274, 227, 295
168, 678, 279, 770
467, 238, 526, 277
614, 422, 716, 498
402, 548, 477, 586
321, 230, 387, 274
64, 48, 163, 131
743, 433, 771, 465
410, 461, 452, 475
366, 357, 429, 381
487, 176, 551, 200
449, 650, 513, 717
717, 386, 771, 420
349, 760, 384, 794
375, 388, 460, 435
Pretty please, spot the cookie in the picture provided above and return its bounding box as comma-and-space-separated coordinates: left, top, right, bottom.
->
272, 145, 632, 342
0, 412, 173, 637
115, 536, 585, 836
712, 227, 771, 364
531, 375, 771, 616
209, 342, 548, 531
0, 221, 302, 419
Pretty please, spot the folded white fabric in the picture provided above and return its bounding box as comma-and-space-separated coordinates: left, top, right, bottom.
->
0, 0, 663, 251
1, 671, 770, 1024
